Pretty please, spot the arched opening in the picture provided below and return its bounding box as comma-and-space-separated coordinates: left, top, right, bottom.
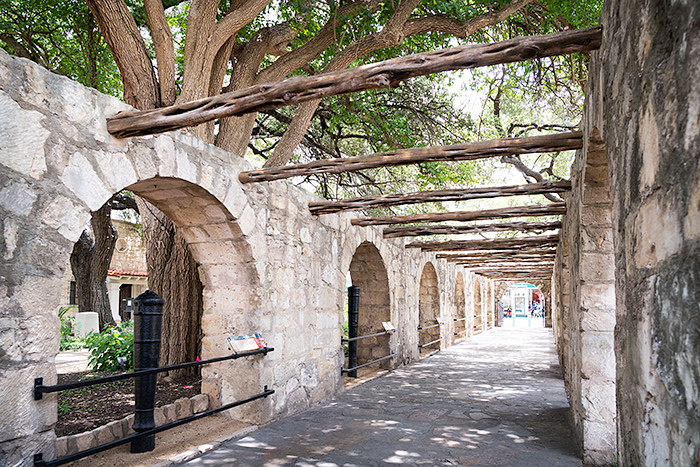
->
418, 262, 441, 356
500, 283, 546, 328
454, 272, 467, 340
345, 242, 392, 383
126, 178, 261, 422
473, 278, 483, 333
486, 282, 494, 328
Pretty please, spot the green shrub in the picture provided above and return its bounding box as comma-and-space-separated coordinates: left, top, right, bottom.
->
86, 325, 134, 372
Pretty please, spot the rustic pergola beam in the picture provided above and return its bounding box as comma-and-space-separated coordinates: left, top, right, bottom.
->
436, 248, 557, 259
352, 202, 566, 226
405, 233, 559, 252
239, 132, 581, 183
106, 27, 601, 138
443, 254, 557, 262
476, 274, 553, 279
383, 220, 561, 238
309, 181, 570, 214
456, 259, 555, 266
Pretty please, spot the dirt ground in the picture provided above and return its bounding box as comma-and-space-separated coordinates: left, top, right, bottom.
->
57, 371, 201, 437
68, 415, 250, 467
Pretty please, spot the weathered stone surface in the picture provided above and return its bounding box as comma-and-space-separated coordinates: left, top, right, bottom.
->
74, 431, 96, 452
175, 397, 193, 420
601, 0, 700, 464
0, 44, 499, 465
0, 90, 49, 179
192, 393, 209, 414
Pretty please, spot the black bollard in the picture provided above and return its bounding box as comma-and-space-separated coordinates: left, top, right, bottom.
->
348, 286, 360, 378
130, 290, 163, 453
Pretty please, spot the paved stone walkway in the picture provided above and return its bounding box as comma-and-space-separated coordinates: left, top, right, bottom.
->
179, 328, 581, 466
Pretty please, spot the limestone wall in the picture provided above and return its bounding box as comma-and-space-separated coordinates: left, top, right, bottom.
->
0, 49, 494, 465
598, 0, 700, 465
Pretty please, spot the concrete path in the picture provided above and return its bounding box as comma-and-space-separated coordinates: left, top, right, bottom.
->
179, 328, 581, 466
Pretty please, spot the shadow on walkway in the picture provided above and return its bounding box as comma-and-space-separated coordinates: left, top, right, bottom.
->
179, 328, 581, 467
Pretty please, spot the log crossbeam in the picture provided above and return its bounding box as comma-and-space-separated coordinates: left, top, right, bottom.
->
383, 220, 561, 238
352, 203, 566, 227
309, 181, 571, 215
405, 233, 560, 252
106, 27, 601, 138
239, 132, 581, 183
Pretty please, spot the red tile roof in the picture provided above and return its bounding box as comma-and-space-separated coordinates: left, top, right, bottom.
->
107, 269, 148, 278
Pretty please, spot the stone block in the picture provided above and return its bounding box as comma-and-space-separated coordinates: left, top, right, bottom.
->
60, 151, 112, 211
106, 420, 124, 440
55, 436, 68, 459
580, 309, 616, 332
633, 193, 682, 268
175, 397, 193, 420
580, 253, 615, 282
192, 393, 209, 414
74, 431, 96, 452
95, 424, 115, 446
0, 179, 38, 216
154, 407, 166, 427
123, 414, 134, 435
580, 283, 616, 310
0, 90, 49, 179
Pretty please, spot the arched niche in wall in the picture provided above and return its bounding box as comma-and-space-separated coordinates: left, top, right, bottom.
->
347, 241, 392, 374
418, 262, 440, 355
473, 277, 483, 333
454, 272, 467, 340
124, 178, 262, 422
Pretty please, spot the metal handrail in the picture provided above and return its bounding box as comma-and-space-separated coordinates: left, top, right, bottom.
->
417, 323, 440, 331
342, 330, 393, 343
454, 329, 468, 336
454, 317, 467, 322
35, 347, 274, 400
342, 353, 396, 374
418, 337, 442, 349
33, 387, 274, 467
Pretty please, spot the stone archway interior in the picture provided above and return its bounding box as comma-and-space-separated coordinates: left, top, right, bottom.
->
474, 278, 483, 332
419, 262, 440, 354
348, 242, 391, 369
454, 272, 466, 338
127, 177, 261, 420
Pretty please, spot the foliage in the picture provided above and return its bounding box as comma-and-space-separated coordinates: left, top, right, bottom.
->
0, 0, 122, 96
86, 320, 134, 372
58, 306, 89, 351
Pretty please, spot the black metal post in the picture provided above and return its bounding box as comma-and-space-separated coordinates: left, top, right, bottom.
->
347, 286, 360, 378
130, 290, 163, 453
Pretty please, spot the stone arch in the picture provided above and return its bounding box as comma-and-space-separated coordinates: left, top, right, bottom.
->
126, 178, 262, 418
486, 281, 494, 328
418, 262, 440, 355
348, 241, 392, 372
454, 272, 466, 340
473, 277, 483, 333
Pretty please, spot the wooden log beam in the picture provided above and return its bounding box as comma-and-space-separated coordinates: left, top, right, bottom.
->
310, 181, 570, 215
436, 248, 558, 259
107, 27, 601, 138
383, 220, 561, 238
352, 202, 566, 227
442, 254, 557, 262
476, 273, 552, 279
455, 259, 555, 266
405, 234, 559, 252
239, 132, 581, 183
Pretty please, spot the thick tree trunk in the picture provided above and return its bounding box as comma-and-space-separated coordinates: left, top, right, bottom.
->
69, 202, 117, 331
136, 198, 203, 378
